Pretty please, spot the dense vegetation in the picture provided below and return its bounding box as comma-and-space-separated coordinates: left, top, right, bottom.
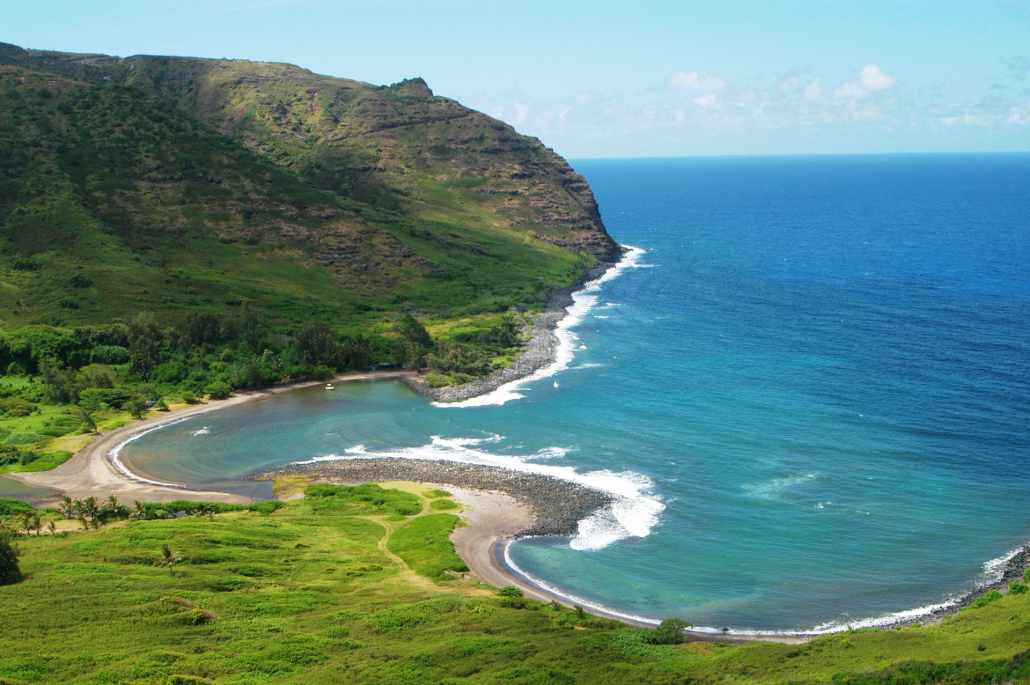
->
0, 41, 613, 465
2, 484, 1029, 684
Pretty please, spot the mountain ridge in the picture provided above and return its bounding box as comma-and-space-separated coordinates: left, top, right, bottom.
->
0, 41, 617, 329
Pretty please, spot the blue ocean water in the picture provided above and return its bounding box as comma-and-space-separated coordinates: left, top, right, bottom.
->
119, 154, 1030, 632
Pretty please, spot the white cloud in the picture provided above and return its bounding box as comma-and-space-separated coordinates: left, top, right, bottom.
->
834, 63, 897, 99
693, 93, 719, 108
666, 70, 728, 92
804, 77, 824, 102
1007, 102, 1030, 125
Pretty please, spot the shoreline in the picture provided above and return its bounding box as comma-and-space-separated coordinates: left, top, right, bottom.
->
403, 255, 624, 404
5, 243, 1025, 640
261, 456, 1030, 640
4, 370, 415, 506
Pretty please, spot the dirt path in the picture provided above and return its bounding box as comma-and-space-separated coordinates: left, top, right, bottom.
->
364, 516, 440, 593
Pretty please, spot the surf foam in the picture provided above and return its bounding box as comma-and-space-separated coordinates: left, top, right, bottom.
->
435, 245, 647, 408
295, 433, 664, 551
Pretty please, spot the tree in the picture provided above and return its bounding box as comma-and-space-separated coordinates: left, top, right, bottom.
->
654, 618, 692, 645
74, 497, 101, 529
0, 536, 23, 585
291, 321, 339, 369
394, 314, 432, 348
205, 381, 232, 400
238, 306, 266, 354
131, 501, 147, 521
402, 342, 427, 371
76, 405, 97, 433
495, 312, 520, 348
157, 543, 181, 575
59, 495, 75, 518
126, 399, 147, 419
127, 313, 162, 379
103, 496, 122, 518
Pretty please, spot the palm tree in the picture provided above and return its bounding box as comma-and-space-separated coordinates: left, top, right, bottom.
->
46, 520, 57, 536
103, 495, 121, 518
157, 544, 181, 575
131, 501, 147, 521
72, 499, 89, 530
75, 405, 97, 434
78, 497, 101, 529
59, 495, 75, 519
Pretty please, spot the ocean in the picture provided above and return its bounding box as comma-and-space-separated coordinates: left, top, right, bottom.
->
117, 154, 1030, 632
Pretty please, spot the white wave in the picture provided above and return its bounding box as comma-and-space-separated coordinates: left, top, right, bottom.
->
192, 428, 210, 436
502, 544, 965, 637
293, 434, 664, 550
107, 417, 195, 488
531, 447, 569, 460
503, 539, 1030, 637
574, 363, 603, 370
595, 315, 609, 319
435, 245, 647, 408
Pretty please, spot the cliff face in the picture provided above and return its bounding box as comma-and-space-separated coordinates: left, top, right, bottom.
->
0, 44, 620, 262
0, 43, 618, 327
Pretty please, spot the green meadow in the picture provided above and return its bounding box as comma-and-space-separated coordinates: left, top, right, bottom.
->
2, 483, 1030, 684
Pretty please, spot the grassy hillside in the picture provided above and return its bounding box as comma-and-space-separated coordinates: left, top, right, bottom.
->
0, 42, 615, 331
2, 484, 1029, 684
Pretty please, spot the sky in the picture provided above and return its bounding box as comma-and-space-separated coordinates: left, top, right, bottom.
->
3, 0, 1029, 158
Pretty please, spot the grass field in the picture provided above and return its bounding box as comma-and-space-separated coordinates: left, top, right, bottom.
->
2, 484, 1030, 684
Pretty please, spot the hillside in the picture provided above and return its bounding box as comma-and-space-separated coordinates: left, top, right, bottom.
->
0, 42, 618, 329
2, 486, 1030, 684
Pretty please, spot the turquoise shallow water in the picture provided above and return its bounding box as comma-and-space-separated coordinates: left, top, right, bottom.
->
120, 154, 1030, 632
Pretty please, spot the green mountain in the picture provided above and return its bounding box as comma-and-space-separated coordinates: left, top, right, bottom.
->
0, 42, 617, 329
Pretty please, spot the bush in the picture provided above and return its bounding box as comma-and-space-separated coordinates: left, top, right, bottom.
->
205, 381, 232, 399
0, 497, 34, 516
429, 499, 459, 510
968, 590, 1003, 609
248, 500, 286, 515
0, 536, 23, 586
0, 397, 35, 417
653, 617, 692, 645
91, 345, 130, 364
1024, 568, 1030, 584
1009, 581, 1028, 595
497, 586, 524, 598
498, 597, 528, 609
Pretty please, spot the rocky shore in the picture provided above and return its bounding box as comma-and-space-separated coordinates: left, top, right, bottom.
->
404, 257, 621, 404
256, 458, 613, 537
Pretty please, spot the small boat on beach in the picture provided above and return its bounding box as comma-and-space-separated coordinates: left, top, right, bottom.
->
326, 383, 335, 390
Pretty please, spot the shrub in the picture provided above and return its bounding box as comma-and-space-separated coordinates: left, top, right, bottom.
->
6, 432, 44, 444
248, 500, 286, 515
498, 597, 528, 609
969, 590, 1003, 609
0, 397, 35, 417
1009, 581, 1028, 595
1024, 568, 1030, 584
497, 586, 524, 598
91, 345, 130, 364
429, 499, 459, 510
126, 399, 147, 419
0, 536, 23, 586
0, 498, 34, 516
205, 381, 232, 399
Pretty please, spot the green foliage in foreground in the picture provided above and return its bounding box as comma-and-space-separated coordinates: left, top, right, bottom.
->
387, 513, 468, 581
2, 487, 1030, 684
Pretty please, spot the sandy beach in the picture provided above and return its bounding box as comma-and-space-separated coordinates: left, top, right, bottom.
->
4, 370, 414, 505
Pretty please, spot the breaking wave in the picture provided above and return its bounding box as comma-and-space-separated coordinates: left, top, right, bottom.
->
296, 433, 664, 551
435, 245, 647, 408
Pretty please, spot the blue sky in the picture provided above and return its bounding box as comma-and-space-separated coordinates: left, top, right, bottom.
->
3, 0, 1029, 158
